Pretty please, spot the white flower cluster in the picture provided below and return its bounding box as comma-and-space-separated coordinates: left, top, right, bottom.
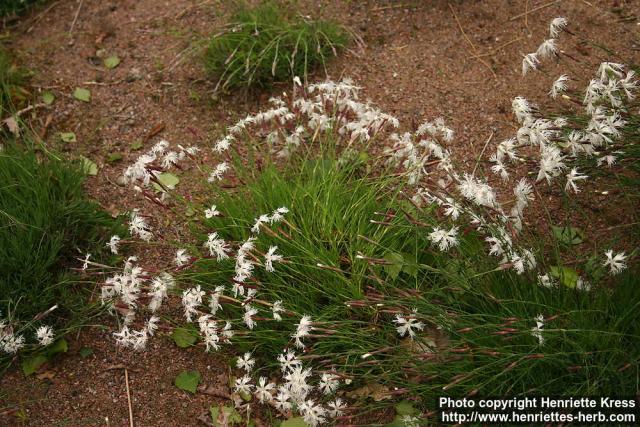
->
101, 257, 175, 350
516, 18, 635, 187
387, 17, 635, 279
385, 119, 454, 185
123, 139, 200, 189
0, 310, 56, 354
212, 77, 399, 163
231, 350, 347, 426
522, 17, 565, 75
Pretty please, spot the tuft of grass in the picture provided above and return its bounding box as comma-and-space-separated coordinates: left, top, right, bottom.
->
204, 1, 348, 92
0, 0, 41, 18
185, 150, 640, 416
0, 141, 118, 323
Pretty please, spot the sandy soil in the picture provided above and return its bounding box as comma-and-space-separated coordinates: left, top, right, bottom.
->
1, 0, 639, 425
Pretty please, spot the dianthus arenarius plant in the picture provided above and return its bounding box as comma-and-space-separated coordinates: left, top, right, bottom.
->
80, 17, 639, 426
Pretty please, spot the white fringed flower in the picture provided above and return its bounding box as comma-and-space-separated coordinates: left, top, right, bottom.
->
107, 235, 121, 254
299, 399, 327, 426
251, 214, 270, 234
255, 377, 275, 403
428, 226, 459, 251
522, 53, 540, 76
393, 309, 424, 339
292, 315, 313, 349
270, 206, 289, 224
565, 168, 588, 193
531, 314, 544, 346
272, 300, 284, 321
204, 232, 230, 260
549, 17, 568, 38
327, 398, 346, 418
204, 205, 220, 218
209, 286, 224, 315
319, 373, 340, 395
174, 249, 190, 267
549, 75, 569, 99
243, 305, 258, 329
264, 246, 283, 272
236, 352, 256, 372
145, 315, 160, 336
536, 39, 558, 60
603, 250, 627, 275
129, 209, 153, 241
35, 325, 54, 346
182, 285, 205, 322
207, 162, 229, 182
234, 374, 253, 395
278, 349, 302, 372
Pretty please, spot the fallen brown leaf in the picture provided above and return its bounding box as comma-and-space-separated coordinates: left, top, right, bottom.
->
144, 122, 165, 142
345, 382, 391, 401
197, 383, 230, 399
36, 370, 56, 381
3, 117, 20, 136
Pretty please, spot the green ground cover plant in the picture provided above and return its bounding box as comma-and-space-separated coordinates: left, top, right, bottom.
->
0, 0, 41, 19
0, 139, 119, 363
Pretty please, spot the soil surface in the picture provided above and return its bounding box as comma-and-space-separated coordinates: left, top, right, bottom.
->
1, 0, 639, 426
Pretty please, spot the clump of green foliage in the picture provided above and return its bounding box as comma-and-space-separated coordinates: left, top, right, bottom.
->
0, 0, 41, 18
187, 151, 639, 418
0, 47, 29, 119
204, 1, 348, 92
0, 141, 117, 322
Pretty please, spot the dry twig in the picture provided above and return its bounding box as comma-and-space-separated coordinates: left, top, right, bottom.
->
469, 37, 524, 59
472, 131, 494, 176
125, 368, 134, 427
69, 0, 83, 35
448, 4, 497, 79
509, 0, 561, 21
26, 0, 63, 33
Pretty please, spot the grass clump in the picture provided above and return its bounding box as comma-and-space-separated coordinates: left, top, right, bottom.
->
191, 153, 640, 411
0, 141, 116, 324
204, 1, 348, 92
0, 0, 41, 18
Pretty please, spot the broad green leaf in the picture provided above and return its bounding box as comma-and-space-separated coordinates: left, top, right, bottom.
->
210, 405, 242, 426
80, 156, 98, 176
185, 206, 195, 217
106, 152, 123, 163
104, 55, 121, 69
383, 252, 404, 280
45, 338, 68, 357
79, 347, 93, 359
153, 172, 180, 191
60, 132, 76, 143
171, 326, 198, 348
130, 140, 144, 150
552, 225, 585, 245
22, 355, 47, 376
174, 370, 200, 393
281, 418, 309, 427
550, 266, 579, 288
73, 87, 91, 102
42, 91, 55, 105
401, 254, 418, 278
395, 400, 419, 416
